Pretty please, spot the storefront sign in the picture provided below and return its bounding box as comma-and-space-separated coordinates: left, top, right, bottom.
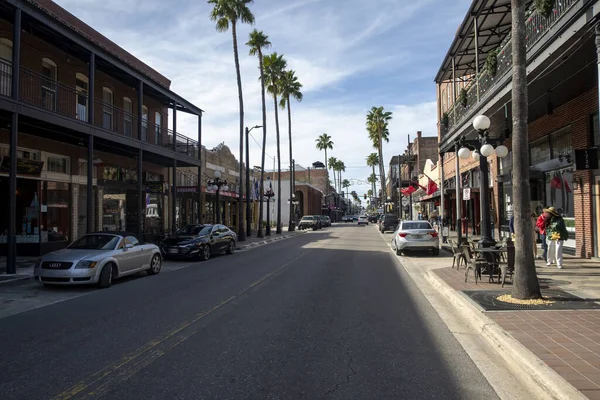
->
0, 157, 44, 176
574, 149, 598, 170
146, 183, 164, 194
177, 186, 198, 193
463, 188, 471, 200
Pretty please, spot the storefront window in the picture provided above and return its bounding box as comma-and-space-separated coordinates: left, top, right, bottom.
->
102, 188, 126, 231
42, 181, 70, 242
0, 178, 40, 243
144, 184, 164, 241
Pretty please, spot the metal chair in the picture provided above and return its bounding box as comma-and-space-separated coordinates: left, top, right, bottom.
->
448, 239, 466, 270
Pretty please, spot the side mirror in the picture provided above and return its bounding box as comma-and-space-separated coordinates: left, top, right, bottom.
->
124, 243, 134, 250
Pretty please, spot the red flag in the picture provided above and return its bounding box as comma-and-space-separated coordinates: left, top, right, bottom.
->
405, 185, 416, 195
426, 178, 438, 195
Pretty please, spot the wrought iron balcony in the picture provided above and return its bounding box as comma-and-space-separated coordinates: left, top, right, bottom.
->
441, 0, 577, 140
0, 60, 199, 158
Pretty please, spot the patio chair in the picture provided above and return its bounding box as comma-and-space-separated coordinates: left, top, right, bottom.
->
462, 246, 491, 284
448, 239, 466, 270
497, 244, 515, 287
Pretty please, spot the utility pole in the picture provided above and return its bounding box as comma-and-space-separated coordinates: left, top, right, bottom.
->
408, 134, 413, 220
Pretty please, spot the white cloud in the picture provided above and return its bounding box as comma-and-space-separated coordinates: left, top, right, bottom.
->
54, 0, 464, 198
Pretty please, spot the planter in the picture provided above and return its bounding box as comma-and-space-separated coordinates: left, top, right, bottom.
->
534, 0, 555, 18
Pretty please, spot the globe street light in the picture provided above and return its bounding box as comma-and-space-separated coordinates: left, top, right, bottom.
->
207, 170, 228, 225
264, 176, 275, 236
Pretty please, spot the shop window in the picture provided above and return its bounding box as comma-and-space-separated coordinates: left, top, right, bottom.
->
549, 126, 572, 160
102, 87, 113, 130
47, 155, 69, 174
0, 38, 13, 97
102, 188, 126, 231
591, 113, 599, 147
42, 181, 70, 242
41, 58, 57, 111
529, 136, 551, 166
76, 73, 88, 122
103, 166, 121, 181
0, 178, 40, 242
78, 159, 97, 178
123, 97, 133, 136
154, 112, 162, 145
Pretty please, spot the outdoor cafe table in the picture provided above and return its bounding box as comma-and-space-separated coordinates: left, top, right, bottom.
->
473, 247, 507, 283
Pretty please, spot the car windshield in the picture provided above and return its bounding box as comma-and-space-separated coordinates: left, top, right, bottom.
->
176, 225, 211, 236
402, 222, 432, 230
68, 234, 121, 250
301, 216, 314, 220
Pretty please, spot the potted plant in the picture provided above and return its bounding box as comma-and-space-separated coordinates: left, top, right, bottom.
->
485, 49, 499, 77
442, 112, 449, 129
534, 0, 555, 18
459, 88, 468, 108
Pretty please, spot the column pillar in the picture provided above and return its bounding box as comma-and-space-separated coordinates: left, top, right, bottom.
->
137, 80, 143, 140
479, 137, 494, 246
172, 160, 177, 234
7, 8, 21, 274
197, 113, 203, 224
138, 149, 144, 237
474, 18, 480, 101
455, 143, 462, 244
451, 57, 457, 125
88, 53, 95, 124
86, 135, 94, 233
440, 152, 445, 241
71, 184, 79, 240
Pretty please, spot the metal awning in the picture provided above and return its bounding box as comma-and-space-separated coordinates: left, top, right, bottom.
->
434, 0, 528, 82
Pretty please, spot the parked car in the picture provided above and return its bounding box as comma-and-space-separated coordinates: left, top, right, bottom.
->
391, 220, 440, 256
299, 215, 321, 230
368, 214, 379, 223
160, 224, 236, 261
322, 216, 331, 227
379, 214, 399, 233
33, 232, 162, 288
357, 215, 369, 226
342, 215, 353, 223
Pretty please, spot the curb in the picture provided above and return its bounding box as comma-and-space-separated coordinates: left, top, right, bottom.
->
236, 231, 306, 251
425, 270, 587, 400
0, 275, 34, 287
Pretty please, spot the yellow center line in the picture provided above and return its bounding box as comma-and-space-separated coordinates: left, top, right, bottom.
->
51, 250, 311, 400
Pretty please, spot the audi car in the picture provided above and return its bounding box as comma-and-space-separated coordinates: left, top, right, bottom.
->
160, 224, 236, 261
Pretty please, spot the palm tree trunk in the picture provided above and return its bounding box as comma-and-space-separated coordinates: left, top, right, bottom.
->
287, 99, 294, 231
511, 0, 541, 299
372, 165, 376, 202
332, 167, 336, 194
378, 136, 386, 204
273, 93, 282, 234
231, 21, 245, 239
257, 49, 267, 238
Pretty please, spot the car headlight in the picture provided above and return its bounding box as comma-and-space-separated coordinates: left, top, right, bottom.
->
34, 259, 42, 268
75, 260, 97, 269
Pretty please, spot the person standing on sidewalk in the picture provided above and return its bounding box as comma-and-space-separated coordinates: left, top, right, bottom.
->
543, 207, 568, 269
535, 211, 547, 260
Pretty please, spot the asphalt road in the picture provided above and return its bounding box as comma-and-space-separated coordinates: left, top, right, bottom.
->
0, 224, 498, 400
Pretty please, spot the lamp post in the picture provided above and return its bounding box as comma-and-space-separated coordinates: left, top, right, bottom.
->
245, 125, 262, 238
207, 170, 228, 225
457, 115, 509, 248
264, 176, 275, 236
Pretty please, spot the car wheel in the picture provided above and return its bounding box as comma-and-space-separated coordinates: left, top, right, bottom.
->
199, 245, 211, 261
147, 254, 161, 275
98, 263, 113, 288
226, 240, 235, 255
396, 247, 402, 256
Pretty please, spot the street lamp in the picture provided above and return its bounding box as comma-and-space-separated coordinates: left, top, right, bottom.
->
264, 176, 275, 236
457, 114, 508, 248
244, 125, 262, 239
207, 170, 228, 225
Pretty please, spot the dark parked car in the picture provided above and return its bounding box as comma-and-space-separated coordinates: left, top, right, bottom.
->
299, 215, 321, 230
160, 224, 236, 261
379, 214, 399, 233
368, 214, 379, 223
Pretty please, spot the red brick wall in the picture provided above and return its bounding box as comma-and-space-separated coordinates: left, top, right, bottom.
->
0, 20, 169, 142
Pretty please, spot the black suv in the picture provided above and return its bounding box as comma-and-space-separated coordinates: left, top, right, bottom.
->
379, 214, 399, 233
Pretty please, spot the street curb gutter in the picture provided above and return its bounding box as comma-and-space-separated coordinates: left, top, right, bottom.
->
0, 275, 34, 287
425, 270, 587, 400
236, 231, 306, 251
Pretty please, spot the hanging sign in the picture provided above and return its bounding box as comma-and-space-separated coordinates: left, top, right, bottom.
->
463, 188, 471, 200
574, 149, 598, 170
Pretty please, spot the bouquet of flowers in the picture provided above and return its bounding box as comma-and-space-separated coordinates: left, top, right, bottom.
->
550, 232, 561, 241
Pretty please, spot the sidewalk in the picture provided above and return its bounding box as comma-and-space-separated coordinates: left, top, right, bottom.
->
427, 246, 600, 399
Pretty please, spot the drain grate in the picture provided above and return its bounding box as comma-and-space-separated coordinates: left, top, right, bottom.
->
462, 289, 600, 311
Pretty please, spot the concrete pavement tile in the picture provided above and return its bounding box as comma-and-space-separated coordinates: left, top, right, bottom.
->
580, 389, 600, 400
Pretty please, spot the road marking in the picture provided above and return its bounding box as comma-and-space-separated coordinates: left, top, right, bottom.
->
51, 250, 311, 400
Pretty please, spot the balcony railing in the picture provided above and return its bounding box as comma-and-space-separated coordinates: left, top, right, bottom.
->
0, 60, 199, 159
442, 0, 577, 138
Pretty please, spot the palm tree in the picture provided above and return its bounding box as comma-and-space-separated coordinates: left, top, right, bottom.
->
511, 0, 541, 300
246, 29, 271, 238
263, 52, 287, 234
328, 156, 338, 195
209, 0, 255, 240
342, 178, 350, 198
366, 153, 379, 202
315, 133, 334, 198
279, 70, 303, 231
366, 106, 392, 202
337, 160, 345, 193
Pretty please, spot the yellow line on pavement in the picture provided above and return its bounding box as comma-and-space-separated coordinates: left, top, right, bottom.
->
51, 251, 311, 400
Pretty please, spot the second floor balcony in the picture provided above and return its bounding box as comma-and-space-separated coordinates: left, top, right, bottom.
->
0, 59, 199, 159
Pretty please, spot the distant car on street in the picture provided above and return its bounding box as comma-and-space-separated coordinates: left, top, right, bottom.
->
357, 216, 369, 226
34, 232, 162, 288
299, 215, 322, 230
391, 220, 440, 256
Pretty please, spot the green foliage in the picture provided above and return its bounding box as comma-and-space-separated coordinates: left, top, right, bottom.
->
459, 88, 468, 108
441, 112, 449, 128
534, 0, 555, 18
485, 49, 499, 77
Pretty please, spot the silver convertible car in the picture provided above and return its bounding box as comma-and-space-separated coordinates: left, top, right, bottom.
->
34, 232, 162, 288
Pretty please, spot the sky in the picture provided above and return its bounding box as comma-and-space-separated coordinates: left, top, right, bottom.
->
55, 0, 471, 197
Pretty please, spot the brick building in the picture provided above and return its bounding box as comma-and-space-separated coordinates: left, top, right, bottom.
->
0, 0, 202, 264
435, 0, 599, 257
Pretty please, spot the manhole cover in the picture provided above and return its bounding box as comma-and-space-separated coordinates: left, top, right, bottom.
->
462, 289, 600, 311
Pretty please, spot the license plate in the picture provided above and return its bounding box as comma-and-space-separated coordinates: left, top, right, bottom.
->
411, 234, 423, 239
167, 248, 178, 254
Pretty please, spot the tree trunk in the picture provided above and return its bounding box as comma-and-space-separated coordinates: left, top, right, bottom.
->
287, 99, 294, 231
511, 0, 541, 300
372, 165, 376, 203
231, 21, 245, 239
378, 136, 386, 203
331, 166, 336, 196
273, 93, 282, 234
257, 49, 266, 238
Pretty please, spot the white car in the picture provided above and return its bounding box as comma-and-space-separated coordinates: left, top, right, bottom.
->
357, 216, 368, 225
391, 220, 440, 256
